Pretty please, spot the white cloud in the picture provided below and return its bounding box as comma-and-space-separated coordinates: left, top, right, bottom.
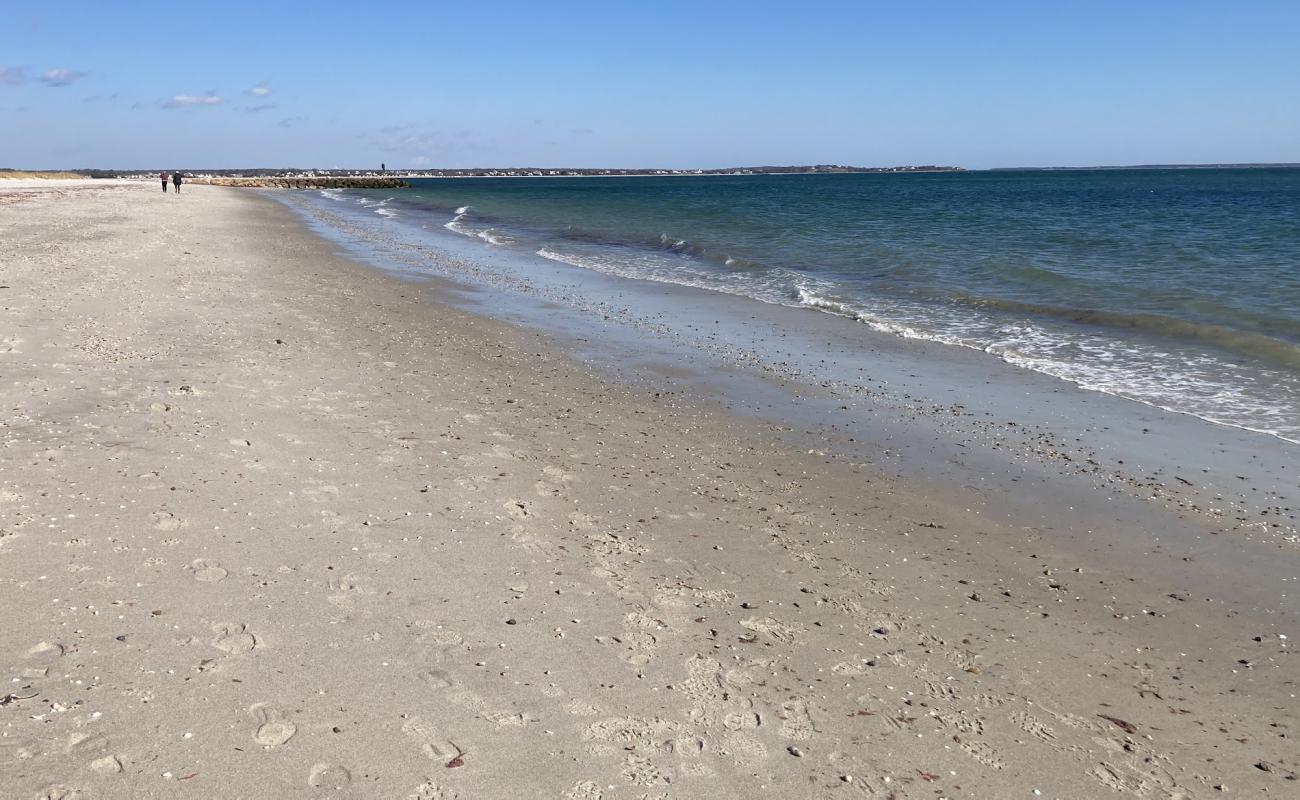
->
245, 103, 278, 113
0, 67, 26, 86
40, 68, 85, 87
164, 92, 222, 109
246, 82, 272, 97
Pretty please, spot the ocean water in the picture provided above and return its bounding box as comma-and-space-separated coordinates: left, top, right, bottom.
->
318, 169, 1300, 442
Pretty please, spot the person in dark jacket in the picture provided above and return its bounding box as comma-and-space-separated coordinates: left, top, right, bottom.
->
172, 172, 183, 193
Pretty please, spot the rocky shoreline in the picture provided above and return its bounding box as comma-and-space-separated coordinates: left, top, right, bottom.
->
189, 176, 408, 189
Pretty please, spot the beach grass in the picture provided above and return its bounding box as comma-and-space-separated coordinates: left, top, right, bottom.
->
0, 170, 87, 179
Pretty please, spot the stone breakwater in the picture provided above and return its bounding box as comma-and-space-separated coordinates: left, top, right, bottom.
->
191, 177, 408, 189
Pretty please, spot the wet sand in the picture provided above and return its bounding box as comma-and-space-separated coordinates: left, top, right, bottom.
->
1, 181, 1296, 798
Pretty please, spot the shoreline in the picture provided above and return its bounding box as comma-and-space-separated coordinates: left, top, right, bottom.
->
280, 187, 1300, 561
300, 174, 1300, 450
2, 181, 1296, 797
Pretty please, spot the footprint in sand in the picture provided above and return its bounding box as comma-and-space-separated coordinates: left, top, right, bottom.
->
722, 732, 769, 767
724, 711, 761, 731
416, 668, 453, 690
413, 624, 464, 648
0, 736, 40, 761
88, 755, 123, 774
212, 623, 257, 654
778, 699, 816, 741
65, 732, 108, 755
400, 716, 459, 761
534, 465, 576, 497
308, 763, 352, 789
739, 615, 800, 644
187, 559, 228, 582
328, 572, 377, 607
26, 641, 65, 666
563, 781, 603, 800
504, 499, 532, 519
958, 739, 1006, 770
410, 780, 460, 800
1010, 710, 1060, 746
149, 510, 184, 531
250, 703, 297, 747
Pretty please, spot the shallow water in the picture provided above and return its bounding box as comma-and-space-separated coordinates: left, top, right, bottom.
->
315, 168, 1300, 441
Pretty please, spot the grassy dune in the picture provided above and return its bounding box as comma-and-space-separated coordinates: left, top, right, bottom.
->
0, 170, 87, 179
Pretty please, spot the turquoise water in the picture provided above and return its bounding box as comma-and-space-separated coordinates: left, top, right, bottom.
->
324, 169, 1300, 441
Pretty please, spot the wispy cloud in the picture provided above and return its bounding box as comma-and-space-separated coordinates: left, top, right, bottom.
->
163, 92, 222, 109
571, 127, 594, 136
246, 81, 272, 97
40, 68, 85, 87
277, 116, 306, 128
365, 126, 496, 158
0, 66, 26, 86
245, 103, 278, 113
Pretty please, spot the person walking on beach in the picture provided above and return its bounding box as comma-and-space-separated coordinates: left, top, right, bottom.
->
172, 172, 183, 193
160, 172, 168, 192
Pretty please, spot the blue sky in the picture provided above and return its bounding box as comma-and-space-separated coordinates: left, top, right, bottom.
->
2, 0, 1298, 169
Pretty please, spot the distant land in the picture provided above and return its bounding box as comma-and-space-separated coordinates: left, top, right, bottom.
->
989, 163, 1300, 171
8, 163, 1298, 180
7, 165, 965, 179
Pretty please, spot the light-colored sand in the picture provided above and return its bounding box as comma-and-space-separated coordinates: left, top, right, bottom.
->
1, 183, 1295, 798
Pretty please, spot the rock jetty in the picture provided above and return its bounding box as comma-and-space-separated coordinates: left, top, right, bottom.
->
191, 177, 408, 189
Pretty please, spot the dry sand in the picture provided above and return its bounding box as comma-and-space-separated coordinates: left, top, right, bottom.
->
1, 182, 1295, 798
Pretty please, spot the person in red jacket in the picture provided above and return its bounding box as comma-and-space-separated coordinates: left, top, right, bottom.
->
160, 172, 168, 192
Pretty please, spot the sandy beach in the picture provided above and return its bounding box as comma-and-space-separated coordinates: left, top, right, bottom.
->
2, 181, 1296, 799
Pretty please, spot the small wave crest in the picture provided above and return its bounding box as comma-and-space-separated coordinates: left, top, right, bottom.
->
476, 228, 511, 246
444, 206, 474, 235
444, 207, 507, 243
795, 287, 933, 340
953, 294, 1300, 369
794, 287, 1298, 443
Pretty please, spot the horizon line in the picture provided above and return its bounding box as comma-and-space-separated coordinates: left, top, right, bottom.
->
6, 161, 1300, 174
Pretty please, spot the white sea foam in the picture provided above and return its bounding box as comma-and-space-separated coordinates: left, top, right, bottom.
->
375, 207, 398, 218
476, 228, 510, 246
444, 206, 474, 235
793, 287, 1299, 443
